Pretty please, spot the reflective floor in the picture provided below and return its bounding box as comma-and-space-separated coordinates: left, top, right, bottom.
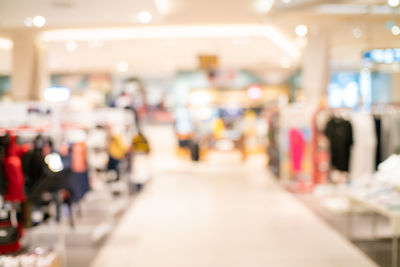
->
89, 125, 378, 267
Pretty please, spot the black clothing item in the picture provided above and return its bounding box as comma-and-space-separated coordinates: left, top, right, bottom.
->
0, 135, 8, 195
190, 141, 200, 161
21, 135, 48, 191
324, 117, 353, 172
374, 116, 382, 170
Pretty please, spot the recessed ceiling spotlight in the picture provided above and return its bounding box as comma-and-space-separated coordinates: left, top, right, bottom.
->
392, 25, 400, 35
138, 11, 152, 24
24, 17, 33, 27
116, 61, 129, 73
295, 24, 308, 37
283, 0, 291, 3
388, 0, 400, 7
352, 27, 363, 39
32, 16, 46, 27
65, 40, 77, 52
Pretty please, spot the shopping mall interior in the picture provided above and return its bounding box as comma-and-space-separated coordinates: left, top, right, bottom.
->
2, 0, 400, 266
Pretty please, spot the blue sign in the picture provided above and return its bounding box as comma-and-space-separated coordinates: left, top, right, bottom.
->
363, 48, 400, 64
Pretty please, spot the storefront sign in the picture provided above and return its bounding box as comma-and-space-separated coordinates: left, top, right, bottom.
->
363, 48, 400, 64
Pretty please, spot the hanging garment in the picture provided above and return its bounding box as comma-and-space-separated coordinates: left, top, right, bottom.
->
381, 113, 400, 161
22, 135, 46, 191
374, 116, 382, 170
289, 128, 306, 174
350, 113, 377, 180
66, 143, 89, 202
324, 117, 353, 172
0, 135, 8, 195
3, 136, 28, 202
71, 142, 87, 173
108, 135, 126, 160
69, 172, 89, 202
311, 108, 330, 184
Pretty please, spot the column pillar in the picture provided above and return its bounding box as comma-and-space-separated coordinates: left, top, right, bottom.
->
11, 30, 49, 101
301, 30, 330, 105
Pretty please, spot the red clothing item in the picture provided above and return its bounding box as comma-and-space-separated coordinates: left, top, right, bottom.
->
289, 128, 306, 174
3, 136, 27, 202
72, 142, 87, 173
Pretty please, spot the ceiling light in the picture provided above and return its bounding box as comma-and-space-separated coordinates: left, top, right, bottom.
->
44, 86, 70, 102
0, 38, 13, 50
138, 11, 152, 24
352, 28, 362, 39
282, 0, 291, 3
65, 40, 77, 52
24, 17, 33, 27
280, 57, 292, 69
116, 61, 129, 73
41, 25, 300, 59
254, 0, 275, 14
32, 16, 46, 27
295, 24, 308, 37
388, 0, 400, 7
392, 25, 400, 35
247, 85, 263, 100
155, 0, 170, 14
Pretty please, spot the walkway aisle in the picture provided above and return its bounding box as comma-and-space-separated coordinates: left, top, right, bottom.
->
90, 126, 378, 267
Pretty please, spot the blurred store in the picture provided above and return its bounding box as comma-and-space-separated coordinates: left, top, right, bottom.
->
0, 0, 400, 267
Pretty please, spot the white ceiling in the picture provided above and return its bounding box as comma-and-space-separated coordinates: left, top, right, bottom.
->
0, 0, 399, 80
47, 36, 291, 79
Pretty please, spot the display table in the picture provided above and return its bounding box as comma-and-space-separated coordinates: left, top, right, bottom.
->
348, 193, 400, 267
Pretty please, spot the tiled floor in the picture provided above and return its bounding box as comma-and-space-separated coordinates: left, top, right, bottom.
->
88, 125, 378, 267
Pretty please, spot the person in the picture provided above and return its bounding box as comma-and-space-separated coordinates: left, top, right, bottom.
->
107, 132, 127, 181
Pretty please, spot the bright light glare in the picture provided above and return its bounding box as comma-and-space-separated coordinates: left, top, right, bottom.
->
65, 40, 77, 52
138, 11, 152, 24
41, 25, 300, 60
45, 153, 64, 172
116, 61, 129, 73
0, 38, 13, 50
155, 0, 170, 14
392, 25, 400, 35
44, 87, 70, 102
189, 91, 212, 106
254, 0, 275, 13
33, 16, 46, 27
295, 25, 308, 37
280, 57, 292, 69
247, 85, 263, 100
343, 82, 359, 107
388, 0, 400, 7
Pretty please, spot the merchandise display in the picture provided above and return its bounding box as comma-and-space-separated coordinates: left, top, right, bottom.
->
347, 155, 400, 267
2, 1, 400, 266
278, 103, 314, 192
0, 101, 141, 265
311, 107, 400, 185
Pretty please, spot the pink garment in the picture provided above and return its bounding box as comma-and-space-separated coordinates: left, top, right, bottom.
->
289, 128, 306, 174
